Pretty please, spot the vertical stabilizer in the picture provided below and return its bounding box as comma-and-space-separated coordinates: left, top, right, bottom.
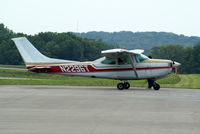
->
12, 37, 76, 66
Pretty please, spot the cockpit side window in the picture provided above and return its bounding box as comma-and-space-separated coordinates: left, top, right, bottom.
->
135, 54, 149, 63
101, 54, 148, 64
117, 57, 131, 65
101, 58, 116, 64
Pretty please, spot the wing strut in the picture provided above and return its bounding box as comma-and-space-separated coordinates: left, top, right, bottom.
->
128, 54, 139, 79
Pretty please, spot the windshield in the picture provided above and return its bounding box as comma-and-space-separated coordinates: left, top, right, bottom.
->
135, 54, 149, 62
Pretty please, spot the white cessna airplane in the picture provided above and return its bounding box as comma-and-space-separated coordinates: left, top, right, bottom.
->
12, 37, 180, 90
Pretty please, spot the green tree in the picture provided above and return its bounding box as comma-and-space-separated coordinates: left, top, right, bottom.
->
150, 45, 184, 63
150, 43, 200, 74
192, 43, 200, 73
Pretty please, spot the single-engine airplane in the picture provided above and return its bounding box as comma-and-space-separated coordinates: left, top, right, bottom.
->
12, 37, 180, 90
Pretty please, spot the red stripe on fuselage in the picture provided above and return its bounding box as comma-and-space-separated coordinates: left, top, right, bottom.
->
27, 64, 173, 73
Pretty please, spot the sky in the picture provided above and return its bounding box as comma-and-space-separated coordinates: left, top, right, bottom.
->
1, 0, 200, 36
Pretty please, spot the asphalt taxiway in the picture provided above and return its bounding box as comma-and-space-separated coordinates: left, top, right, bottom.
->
0, 86, 200, 134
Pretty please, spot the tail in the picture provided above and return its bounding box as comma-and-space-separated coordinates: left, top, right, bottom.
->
12, 37, 76, 67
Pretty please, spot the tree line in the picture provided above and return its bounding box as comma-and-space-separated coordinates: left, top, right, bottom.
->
0, 23, 111, 65
150, 44, 200, 73
76, 31, 200, 52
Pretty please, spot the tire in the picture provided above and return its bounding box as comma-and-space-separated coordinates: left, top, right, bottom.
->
117, 83, 124, 90
124, 82, 130, 89
153, 83, 160, 90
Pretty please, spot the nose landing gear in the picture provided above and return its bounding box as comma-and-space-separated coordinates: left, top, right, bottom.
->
147, 79, 160, 90
153, 82, 160, 90
117, 81, 130, 90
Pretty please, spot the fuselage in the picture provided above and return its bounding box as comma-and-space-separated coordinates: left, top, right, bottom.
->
12, 37, 181, 90
26, 57, 178, 80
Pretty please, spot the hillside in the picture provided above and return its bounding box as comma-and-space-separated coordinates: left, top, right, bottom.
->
76, 31, 200, 50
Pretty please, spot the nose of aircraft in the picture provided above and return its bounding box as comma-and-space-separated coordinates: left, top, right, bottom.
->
173, 61, 181, 67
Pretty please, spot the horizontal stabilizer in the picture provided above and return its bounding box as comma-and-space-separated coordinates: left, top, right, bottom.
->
28, 66, 51, 72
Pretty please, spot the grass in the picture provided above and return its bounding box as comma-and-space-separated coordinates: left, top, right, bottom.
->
0, 64, 25, 69
166, 74, 200, 89
0, 66, 199, 89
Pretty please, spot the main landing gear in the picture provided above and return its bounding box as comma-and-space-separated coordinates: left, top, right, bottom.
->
117, 81, 160, 90
117, 81, 130, 90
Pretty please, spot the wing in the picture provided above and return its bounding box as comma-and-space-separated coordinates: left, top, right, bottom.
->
101, 48, 144, 58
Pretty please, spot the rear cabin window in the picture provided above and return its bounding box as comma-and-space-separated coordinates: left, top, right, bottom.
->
101, 58, 116, 64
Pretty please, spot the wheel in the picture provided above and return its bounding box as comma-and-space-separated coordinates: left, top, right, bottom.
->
124, 82, 130, 89
153, 83, 160, 90
117, 83, 124, 90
